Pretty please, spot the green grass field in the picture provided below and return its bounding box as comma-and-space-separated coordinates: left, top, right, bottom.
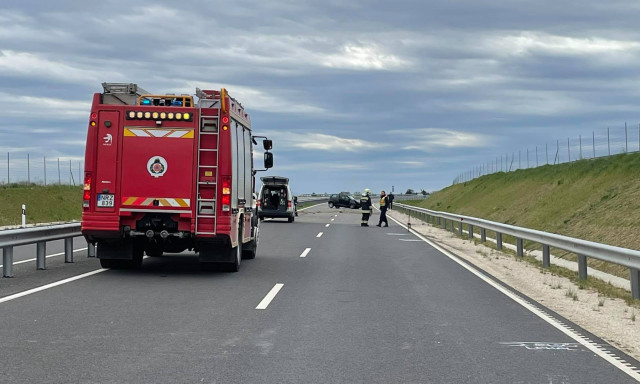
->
0, 184, 82, 226
405, 152, 640, 279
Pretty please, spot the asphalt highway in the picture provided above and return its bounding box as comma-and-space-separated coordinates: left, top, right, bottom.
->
1, 204, 639, 383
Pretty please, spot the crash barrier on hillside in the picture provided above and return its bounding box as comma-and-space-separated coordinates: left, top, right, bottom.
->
395, 203, 640, 300
0, 223, 92, 277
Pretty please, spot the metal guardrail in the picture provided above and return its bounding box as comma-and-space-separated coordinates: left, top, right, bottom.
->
0, 223, 93, 277
396, 203, 640, 299
296, 196, 329, 204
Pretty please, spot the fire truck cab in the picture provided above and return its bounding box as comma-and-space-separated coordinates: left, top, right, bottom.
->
82, 83, 273, 271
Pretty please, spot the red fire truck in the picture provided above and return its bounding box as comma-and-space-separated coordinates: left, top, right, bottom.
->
82, 83, 273, 271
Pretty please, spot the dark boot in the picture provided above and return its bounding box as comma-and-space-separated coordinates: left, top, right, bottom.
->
376, 223, 381, 227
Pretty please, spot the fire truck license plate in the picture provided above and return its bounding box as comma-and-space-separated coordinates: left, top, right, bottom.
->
97, 194, 114, 207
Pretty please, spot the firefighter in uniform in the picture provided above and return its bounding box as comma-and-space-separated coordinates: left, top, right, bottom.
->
360, 189, 372, 226
376, 190, 389, 227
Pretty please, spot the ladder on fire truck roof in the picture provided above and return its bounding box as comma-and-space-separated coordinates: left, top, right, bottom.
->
194, 89, 222, 236
101, 83, 150, 105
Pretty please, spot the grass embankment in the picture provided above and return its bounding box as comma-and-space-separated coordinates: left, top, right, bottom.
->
406, 152, 640, 282
0, 185, 82, 226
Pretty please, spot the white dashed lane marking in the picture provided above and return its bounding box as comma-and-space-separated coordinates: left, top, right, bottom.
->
300, 248, 311, 258
316, 232, 323, 238
256, 283, 284, 310
325, 224, 330, 227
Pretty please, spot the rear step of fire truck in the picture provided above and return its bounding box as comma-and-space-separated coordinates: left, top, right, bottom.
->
195, 89, 221, 236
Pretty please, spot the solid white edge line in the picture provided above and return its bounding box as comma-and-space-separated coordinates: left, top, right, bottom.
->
0, 268, 108, 304
316, 232, 323, 238
256, 283, 284, 310
325, 224, 330, 227
386, 214, 640, 382
0, 247, 88, 268
300, 248, 311, 258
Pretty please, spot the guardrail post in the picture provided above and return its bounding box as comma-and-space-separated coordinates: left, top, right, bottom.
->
458, 222, 463, 236
481, 228, 486, 242
441, 218, 445, 228
3, 246, 14, 278
450, 221, 454, 232
631, 268, 640, 300
64, 237, 73, 263
578, 254, 587, 279
517, 238, 523, 257
36, 241, 46, 270
496, 233, 503, 250
542, 245, 550, 268
468, 224, 474, 240
88, 242, 96, 258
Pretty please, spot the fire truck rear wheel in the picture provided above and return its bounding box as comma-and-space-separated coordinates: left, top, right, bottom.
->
242, 224, 258, 260
227, 227, 242, 272
145, 245, 163, 257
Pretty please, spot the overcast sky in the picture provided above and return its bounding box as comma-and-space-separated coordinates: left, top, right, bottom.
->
1, 0, 640, 194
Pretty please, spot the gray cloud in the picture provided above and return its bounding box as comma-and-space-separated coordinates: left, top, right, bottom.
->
1, 0, 639, 192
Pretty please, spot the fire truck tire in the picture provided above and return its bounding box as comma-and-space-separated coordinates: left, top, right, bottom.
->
227, 227, 242, 272
242, 223, 258, 259
145, 245, 163, 257
288, 216, 294, 223
99, 254, 143, 269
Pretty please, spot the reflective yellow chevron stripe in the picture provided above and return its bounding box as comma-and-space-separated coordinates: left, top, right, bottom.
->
124, 127, 194, 138
121, 197, 191, 207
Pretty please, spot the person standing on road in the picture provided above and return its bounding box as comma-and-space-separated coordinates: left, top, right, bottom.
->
360, 189, 372, 226
376, 190, 389, 227
388, 192, 395, 209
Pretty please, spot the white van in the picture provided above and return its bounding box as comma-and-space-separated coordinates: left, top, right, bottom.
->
258, 176, 297, 223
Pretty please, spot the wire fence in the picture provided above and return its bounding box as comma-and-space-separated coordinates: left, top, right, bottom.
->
0, 153, 83, 186
453, 123, 640, 184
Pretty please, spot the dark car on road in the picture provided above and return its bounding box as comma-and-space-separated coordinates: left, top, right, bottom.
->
328, 193, 361, 209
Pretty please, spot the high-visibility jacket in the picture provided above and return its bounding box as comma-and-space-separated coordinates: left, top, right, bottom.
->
379, 195, 389, 209
360, 195, 372, 213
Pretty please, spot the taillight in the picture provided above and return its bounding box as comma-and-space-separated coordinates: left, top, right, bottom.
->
287, 200, 292, 208
83, 173, 92, 209
256, 200, 261, 207
221, 176, 231, 212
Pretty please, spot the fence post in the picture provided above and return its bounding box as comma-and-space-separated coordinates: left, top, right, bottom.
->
592, 131, 595, 158
450, 220, 454, 233
3, 246, 14, 277
631, 268, 640, 300
481, 228, 486, 242
496, 233, 503, 250
64, 237, 73, 263
21, 204, 26, 228
517, 238, 524, 257
578, 254, 587, 280
579, 135, 582, 160
567, 137, 571, 162
37, 241, 46, 270
458, 221, 463, 236
542, 245, 550, 268
468, 224, 473, 239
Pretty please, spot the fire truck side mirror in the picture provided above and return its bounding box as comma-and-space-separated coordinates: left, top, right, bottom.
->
263, 139, 273, 151
264, 152, 274, 169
